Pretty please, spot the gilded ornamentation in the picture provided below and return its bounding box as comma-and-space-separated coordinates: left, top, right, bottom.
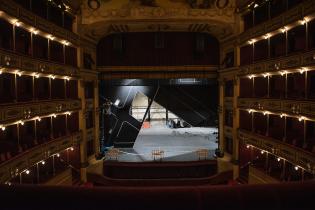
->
81, 0, 236, 41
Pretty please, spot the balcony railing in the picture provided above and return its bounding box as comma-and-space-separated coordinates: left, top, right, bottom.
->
0, 0, 79, 46
0, 49, 80, 79
0, 99, 81, 125
238, 129, 315, 174
239, 0, 314, 45
238, 98, 315, 119
0, 131, 82, 184
238, 49, 315, 74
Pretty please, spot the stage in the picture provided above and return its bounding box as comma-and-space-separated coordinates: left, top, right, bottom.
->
106, 123, 218, 162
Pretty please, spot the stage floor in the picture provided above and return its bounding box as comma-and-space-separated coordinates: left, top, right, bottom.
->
110, 125, 218, 162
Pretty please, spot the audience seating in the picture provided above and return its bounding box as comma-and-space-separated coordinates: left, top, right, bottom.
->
0, 181, 314, 210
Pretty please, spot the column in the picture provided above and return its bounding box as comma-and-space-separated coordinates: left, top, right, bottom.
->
232, 76, 240, 179
78, 80, 88, 182
218, 79, 225, 154
94, 79, 100, 155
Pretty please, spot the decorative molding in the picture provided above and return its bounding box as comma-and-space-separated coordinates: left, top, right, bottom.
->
0, 49, 80, 78
238, 50, 315, 76
238, 98, 315, 119
81, 0, 236, 41
0, 99, 81, 125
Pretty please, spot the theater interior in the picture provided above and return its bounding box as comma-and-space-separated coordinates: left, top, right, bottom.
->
0, 0, 315, 209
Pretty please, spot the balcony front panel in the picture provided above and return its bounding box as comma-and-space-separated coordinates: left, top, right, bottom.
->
0, 131, 82, 183
0, 99, 81, 125
239, 129, 315, 174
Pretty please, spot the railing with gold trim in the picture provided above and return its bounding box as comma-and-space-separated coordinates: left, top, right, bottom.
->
238, 129, 315, 174
238, 50, 315, 75
0, 99, 81, 125
239, 0, 314, 45
0, 131, 82, 183
0, 49, 80, 79
238, 98, 315, 119
0, 0, 79, 46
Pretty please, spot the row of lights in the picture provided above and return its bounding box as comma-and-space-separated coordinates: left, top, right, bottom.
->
0, 111, 72, 132
0, 67, 71, 81
246, 67, 313, 80
247, 16, 311, 46
5, 15, 72, 47
246, 108, 311, 122
245, 144, 304, 171
4, 146, 75, 185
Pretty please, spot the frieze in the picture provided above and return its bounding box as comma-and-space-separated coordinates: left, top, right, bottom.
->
83, 5, 235, 20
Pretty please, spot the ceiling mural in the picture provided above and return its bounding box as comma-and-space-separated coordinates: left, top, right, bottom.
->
80, 0, 236, 42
